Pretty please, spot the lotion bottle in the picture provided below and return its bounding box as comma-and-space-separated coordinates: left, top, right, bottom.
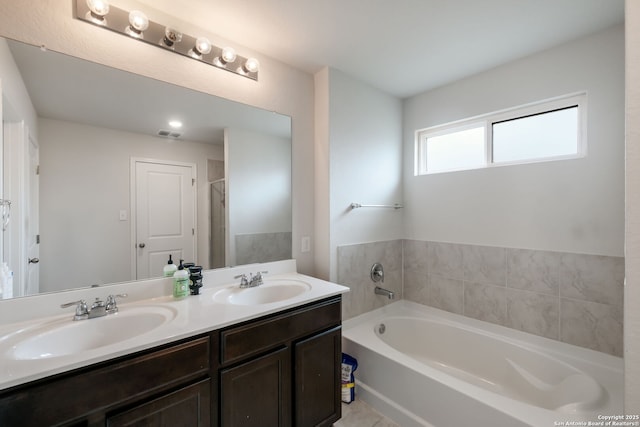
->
173, 259, 189, 298
163, 255, 178, 277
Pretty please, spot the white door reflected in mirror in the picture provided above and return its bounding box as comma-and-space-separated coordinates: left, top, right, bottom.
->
133, 160, 196, 280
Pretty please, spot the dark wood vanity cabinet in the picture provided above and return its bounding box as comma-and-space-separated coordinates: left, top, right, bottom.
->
0, 295, 342, 427
219, 296, 342, 427
0, 334, 216, 427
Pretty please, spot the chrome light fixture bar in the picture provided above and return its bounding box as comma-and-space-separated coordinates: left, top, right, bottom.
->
76, 0, 259, 81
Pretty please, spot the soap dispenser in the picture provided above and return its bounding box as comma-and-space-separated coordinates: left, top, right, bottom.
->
163, 255, 178, 277
173, 259, 189, 298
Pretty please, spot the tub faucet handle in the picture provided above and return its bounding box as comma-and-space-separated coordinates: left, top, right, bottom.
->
371, 262, 384, 283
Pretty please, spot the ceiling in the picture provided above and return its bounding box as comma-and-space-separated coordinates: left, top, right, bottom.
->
138, 0, 625, 98
7, 39, 291, 144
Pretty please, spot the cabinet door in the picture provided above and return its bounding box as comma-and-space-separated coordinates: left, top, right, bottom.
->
107, 379, 210, 427
294, 327, 342, 427
220, 347, 291, 427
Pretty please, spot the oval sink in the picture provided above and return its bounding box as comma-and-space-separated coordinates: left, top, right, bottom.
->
213, 279, 312, 305
8, 305, 177, 360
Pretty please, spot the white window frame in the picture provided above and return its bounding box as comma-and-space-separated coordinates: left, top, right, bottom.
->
414, 92, 587, 175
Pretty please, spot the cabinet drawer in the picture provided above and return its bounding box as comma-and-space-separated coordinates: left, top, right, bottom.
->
0, 335, 212, 426
107, 378, 211, 427
220, 297, 341, 365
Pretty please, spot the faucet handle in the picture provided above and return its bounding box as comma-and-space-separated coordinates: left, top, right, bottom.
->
234, 274, 249, 288
60, 299, 83, 309
251, 270, 268, 286
61, 299, 89, 320
105, 294, 128, 314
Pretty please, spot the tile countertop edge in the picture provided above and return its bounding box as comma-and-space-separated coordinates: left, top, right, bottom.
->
0, 260, 350, 391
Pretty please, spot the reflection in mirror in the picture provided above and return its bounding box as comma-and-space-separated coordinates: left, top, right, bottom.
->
0, 37, 292, 299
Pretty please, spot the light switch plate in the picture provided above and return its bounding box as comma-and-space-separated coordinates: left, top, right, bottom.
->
301, 236, 311, 253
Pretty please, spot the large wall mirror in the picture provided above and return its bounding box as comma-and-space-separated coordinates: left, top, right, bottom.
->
0, 37, 292, 299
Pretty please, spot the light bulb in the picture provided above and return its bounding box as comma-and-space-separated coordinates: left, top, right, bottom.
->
87, 0, 109, 16
243, 57, 260, 73
162, 27, 182, 48
128, 10, 149, 34
220, 47, 237, 64
85, 0, 109, 24
168, 120, 183, 129
195, 37, 212, 55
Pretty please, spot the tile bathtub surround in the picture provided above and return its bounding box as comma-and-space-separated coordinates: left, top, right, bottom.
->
336, 239, 623, 355
337, 240, 403, 320
402, 240, 624, 356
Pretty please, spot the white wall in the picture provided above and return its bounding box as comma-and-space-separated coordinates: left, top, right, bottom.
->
225, 127, 292, 266
403, 25, 625, 257
0, 38, 38, 134
318, 68, 404, 281
0, 0, 316, 275
625, 0, 640, 413
39, 118, 222, 292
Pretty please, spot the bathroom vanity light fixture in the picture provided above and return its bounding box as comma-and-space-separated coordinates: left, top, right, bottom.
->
75, 0, 260, 80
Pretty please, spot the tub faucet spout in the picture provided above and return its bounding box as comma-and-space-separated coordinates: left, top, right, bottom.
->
374, 286, 394, 300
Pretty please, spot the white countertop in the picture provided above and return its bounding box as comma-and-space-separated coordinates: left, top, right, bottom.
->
0, 260, 349, 391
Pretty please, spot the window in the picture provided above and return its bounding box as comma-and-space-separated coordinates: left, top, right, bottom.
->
415, 93, 586, 175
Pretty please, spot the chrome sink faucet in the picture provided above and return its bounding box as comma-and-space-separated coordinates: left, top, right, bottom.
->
61, 294, 127, 321
234, 271, 269, 288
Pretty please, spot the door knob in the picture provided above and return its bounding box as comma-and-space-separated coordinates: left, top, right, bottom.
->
138, 243, 146, 248
28, 257, 40, 264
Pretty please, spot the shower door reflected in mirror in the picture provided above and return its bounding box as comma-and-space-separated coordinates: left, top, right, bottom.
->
210, 179, 226, 269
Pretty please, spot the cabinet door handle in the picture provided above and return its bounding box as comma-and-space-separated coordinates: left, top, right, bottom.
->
138, 243, 146, 248
29, 257, 40, 264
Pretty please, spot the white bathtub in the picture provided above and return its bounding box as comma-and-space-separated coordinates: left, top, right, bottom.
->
342, 301, 623, 427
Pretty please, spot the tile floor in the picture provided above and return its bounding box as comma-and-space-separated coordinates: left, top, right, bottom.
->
333, 398, 400, 427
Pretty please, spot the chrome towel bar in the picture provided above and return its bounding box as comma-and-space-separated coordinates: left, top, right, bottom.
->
350, 203, 403, 210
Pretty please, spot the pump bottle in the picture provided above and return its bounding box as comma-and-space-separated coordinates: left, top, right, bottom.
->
163, 254, 178, 277
173, 259, 189, 298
